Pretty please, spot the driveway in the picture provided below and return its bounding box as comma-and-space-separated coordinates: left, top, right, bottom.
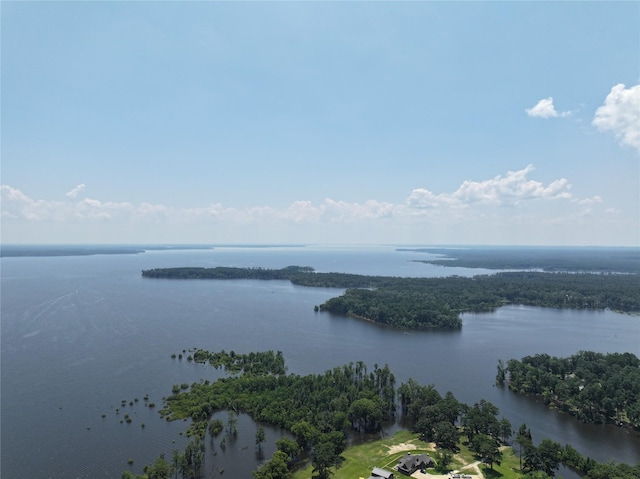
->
410, 462, 482, 479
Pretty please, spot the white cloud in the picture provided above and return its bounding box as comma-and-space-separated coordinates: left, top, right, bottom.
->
525, 97, 571, 118
0, 186, 396, 226
406, 188, 451, 210
286, 200, 322, 223
317, 199, 395, 222
1, 185, 135, 222
66, 184, 86, 198
592, 83, 640, 152
2, 168, 618, 245
406, 165, 572, 209
574, 195, 602, 206
573, 196, 603, 216
1, 185, 52, 220
0, 168, 575, 227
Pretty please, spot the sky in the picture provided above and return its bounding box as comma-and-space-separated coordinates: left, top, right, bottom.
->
1, 1, 639, 246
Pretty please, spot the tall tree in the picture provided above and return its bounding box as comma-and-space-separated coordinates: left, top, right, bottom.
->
537, 439, 563, 476
255, 426, 266, 451
291, 420, 318, 451
253, 451, 292, 479
499, 417, 513, 444
311, 440, 343, 479
462, 399, 500, 442
432, 421, 460, 451
276, 437, 301, 464
471, 433, 502, 470
208, 418, 223, 442
171, 449, 180, 479
227, 411, 238, 435
515, 423, 532, 471
145, 454, 171, 479
496, 359, 506, 386
347, 398, 383, 432
433, 449, 454, 472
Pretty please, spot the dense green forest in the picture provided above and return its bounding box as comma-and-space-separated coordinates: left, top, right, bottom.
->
156, 351, 397, 479
127, 350, 640, 479
399, 246, 640, 273
512, 424, 640, 479
142, 266, 640, 329
498, 351, 640, 426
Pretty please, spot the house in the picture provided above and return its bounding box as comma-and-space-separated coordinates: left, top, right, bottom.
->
369, 466, 395, 479
396, 452, 434, 475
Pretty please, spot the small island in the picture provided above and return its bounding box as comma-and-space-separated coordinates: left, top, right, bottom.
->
142, 266, 640, 330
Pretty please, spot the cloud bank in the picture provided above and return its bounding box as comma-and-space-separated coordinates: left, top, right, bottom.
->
1, 166, 576, 226
592, 83, 640, 152
2, 165, 630, 245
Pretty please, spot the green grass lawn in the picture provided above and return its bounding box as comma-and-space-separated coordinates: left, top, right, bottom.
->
292, 430, 525, 479
292, 430, 430, 479
476, 448, 522, 479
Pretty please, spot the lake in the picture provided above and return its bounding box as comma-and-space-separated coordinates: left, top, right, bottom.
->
1, 245, 639, 478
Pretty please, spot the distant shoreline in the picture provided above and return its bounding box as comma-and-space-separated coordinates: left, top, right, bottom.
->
0, 244, 312, 258
0, 244, 214, 258
399, 246, 640, 275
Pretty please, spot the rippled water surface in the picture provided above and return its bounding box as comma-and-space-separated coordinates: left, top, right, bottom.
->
2, 246, 639, 478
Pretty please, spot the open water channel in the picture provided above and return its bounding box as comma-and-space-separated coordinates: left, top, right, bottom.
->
1, 245, 639, 478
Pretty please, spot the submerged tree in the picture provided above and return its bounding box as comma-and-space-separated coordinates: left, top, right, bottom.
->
227, 411, 238, 435
208, 418, 223, 442
255, 426, 266, 451
496, 359, 506, 386
145, 454, 171, 479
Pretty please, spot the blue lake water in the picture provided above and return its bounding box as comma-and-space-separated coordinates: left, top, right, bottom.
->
1, 245, 639, 478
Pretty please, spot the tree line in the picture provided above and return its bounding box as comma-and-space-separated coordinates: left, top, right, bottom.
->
155, 355, 396, 479
399, 246, 640, 274
513, 424, 640, 479
498, 351, 640, 426
398, 378, 512, 470
123, 349, 639, 479
142, 266, 640, 329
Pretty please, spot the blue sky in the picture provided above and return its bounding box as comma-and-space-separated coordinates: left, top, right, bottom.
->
2, 1, 638, 246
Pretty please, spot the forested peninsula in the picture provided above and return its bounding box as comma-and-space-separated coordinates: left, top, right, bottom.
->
129, 350, 640, 479
498, 351, 640, 427
398, 246, 640, 274
141, 266, 640, 329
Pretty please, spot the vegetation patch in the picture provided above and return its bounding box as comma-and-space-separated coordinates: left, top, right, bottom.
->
122, 350, 640, 479
499, 351, 640, 426
142, 266, 640, 330
400, 246, 640, 274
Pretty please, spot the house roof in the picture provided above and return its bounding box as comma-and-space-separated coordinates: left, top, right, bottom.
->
397, 453, 433, 471
371, 466, 394, 478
